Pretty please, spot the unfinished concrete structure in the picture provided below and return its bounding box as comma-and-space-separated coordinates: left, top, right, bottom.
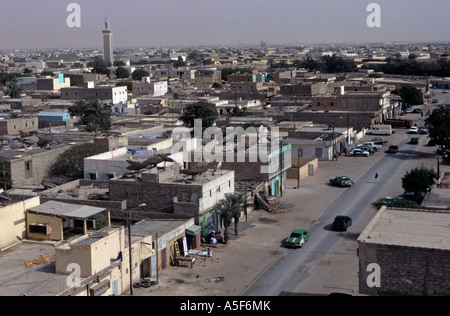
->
109, 164, 235, 236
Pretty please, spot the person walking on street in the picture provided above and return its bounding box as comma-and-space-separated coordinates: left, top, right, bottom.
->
375, 172, 380, 183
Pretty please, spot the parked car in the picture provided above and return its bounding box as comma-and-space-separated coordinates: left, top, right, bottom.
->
330, 176, 354, 187
332, 216, 352, 231
410, 137, 420, 145
370, 137, 388, 145
357, 145, 376, 154
403, 191, 416, 200
349, 148, 370, 157
413, 109, 423, 114
387, 145, 399, 153
444, 90, 449, 94
285, 229, 310, 248
409, 126, 419, 134
404, 108, 414, 113
363, 141, 382, 150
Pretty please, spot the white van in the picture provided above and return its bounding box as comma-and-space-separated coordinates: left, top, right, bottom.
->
368, 124, 392, 135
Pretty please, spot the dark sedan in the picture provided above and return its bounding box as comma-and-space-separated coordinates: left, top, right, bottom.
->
329, 176, 354, 187
332, 216, 352, 231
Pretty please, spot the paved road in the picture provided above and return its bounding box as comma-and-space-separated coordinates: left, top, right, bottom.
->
243, 131, 426, 296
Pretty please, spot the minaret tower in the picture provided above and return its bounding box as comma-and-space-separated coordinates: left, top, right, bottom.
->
102, 18, 114, 65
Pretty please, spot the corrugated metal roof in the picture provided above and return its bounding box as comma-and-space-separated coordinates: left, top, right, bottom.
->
28, 201, 106, 219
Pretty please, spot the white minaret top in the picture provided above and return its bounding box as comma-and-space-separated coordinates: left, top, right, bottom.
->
105, 19, 110, 30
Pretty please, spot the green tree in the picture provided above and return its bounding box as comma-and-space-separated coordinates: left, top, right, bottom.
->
41, 71, 55, 77
69, 100, 112, 135
68, 100, 90, 116
0, 157, 12, 190
425, 106, 450, 148
218, 199, 234, 244
72, 62, 84, 68
230, 106, 247, 117
115, 67, 130, 79
372, 197, 422, 210
302, 57, 324, 72
87, 57, 111, 75
5, 80, 22, 98
399, 85, 424, 106
49, 143, 109, 179
132, 69, 150, 81
172, 56, 186, 68
221, 68, 252, 81
82, 100, 112, 135
179, 101, 218, 130
402, 166, 437, 200
115, 81, 133, 91
321, 54, 357, 73
217, 193, 244, 243
113, 60, 126, 67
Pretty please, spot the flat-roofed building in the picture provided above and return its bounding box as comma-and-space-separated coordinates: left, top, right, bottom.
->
357, 206, 450, 296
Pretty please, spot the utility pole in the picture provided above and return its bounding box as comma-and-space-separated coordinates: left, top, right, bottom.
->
127, 211, 134, 296
155, 233, 159, 285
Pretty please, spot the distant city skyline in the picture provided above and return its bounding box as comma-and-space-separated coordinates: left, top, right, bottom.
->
1, 0, 450, 50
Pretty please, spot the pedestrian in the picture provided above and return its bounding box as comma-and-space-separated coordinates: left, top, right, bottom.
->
375, 172, 380, 183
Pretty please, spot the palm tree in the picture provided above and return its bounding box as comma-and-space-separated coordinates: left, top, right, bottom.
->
218, 199, 234, 244
82, 100, 112, 135
218, 193, 244, 243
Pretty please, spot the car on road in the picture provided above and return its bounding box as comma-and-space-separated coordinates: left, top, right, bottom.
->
404, 108, 414, 113
413, 109, 423, 114
332, 216, 352, 231
409, 126, 419, 134
418, 127, 427, 134
370, 137, 388, 145
285, 229, 310, 248
444, 90, 449, 94
329, 176, 354, 187
410, 137, 420, 145
387, 145, 399, 153
349, 148, 370, 157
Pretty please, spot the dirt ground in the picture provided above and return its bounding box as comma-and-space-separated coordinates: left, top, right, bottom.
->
135, 102, 449, 297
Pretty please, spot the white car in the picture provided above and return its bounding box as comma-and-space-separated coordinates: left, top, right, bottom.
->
363, 141, 382, 150
409, 126, 419, 134
349, 149, 370, 157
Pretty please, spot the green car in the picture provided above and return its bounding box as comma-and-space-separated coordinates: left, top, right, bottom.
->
410, 137, 420, 145
357, 145, 375, 154
330, 176, 354, 187
285, 229, 310, 248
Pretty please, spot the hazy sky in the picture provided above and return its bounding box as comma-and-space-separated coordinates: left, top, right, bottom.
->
1, 0, 449, 49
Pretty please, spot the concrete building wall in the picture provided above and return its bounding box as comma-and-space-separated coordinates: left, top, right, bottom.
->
26, 212, 64, 241
194, 69, 221, 85
359, 242, 450, 296
109, 168, 234, 217
230, 81, 263, 92
9, 145, 73, 187
0, 196, 40, 250
0, 117, 38, 136
55, 227, 124, 277
61, 86, 127, 104
311, 92, 390, 112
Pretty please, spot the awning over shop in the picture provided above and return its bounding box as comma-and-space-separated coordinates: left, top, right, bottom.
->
185, 225, 202, 236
